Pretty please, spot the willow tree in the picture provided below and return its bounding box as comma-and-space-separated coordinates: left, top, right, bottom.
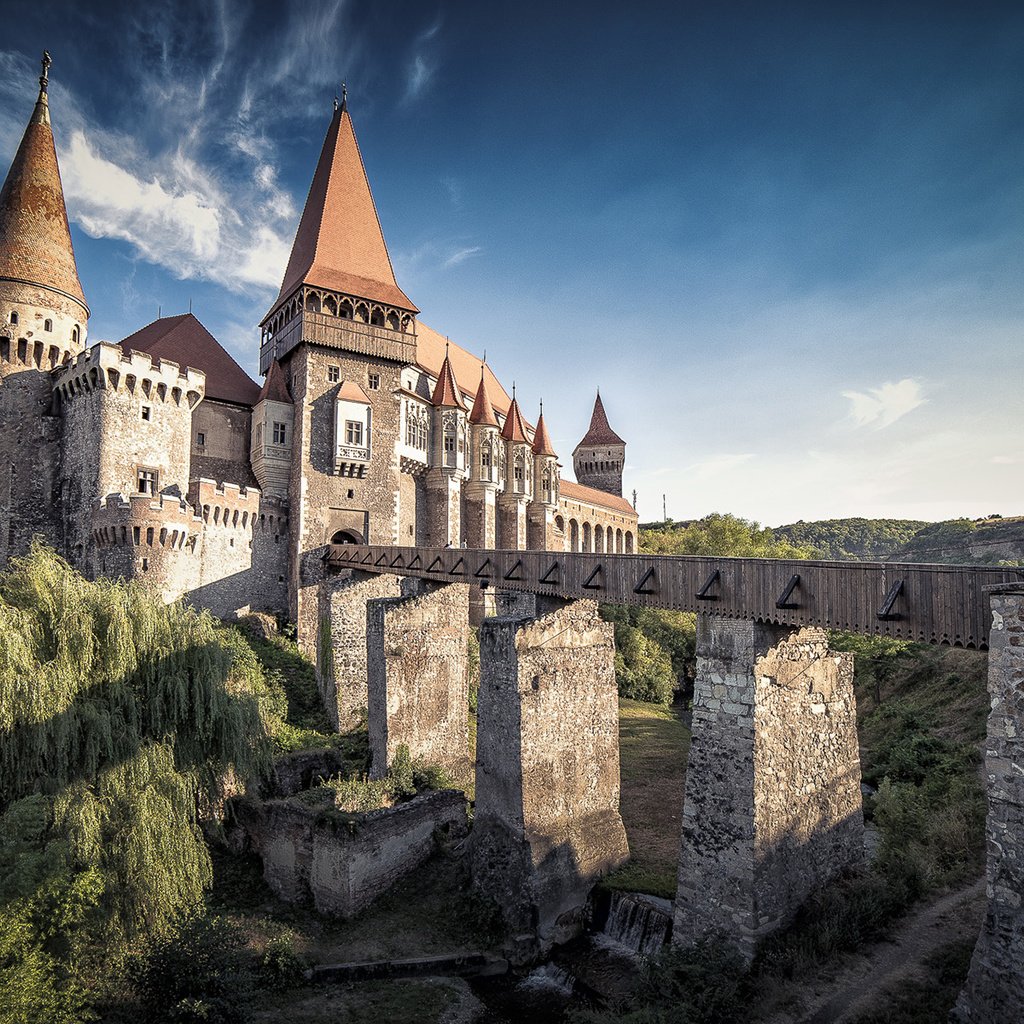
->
0, 543, 272, 1018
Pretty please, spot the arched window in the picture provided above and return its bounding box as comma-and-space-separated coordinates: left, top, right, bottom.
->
595, 525, 604, 552
582, 522, 592, 552
616, 528, 623, 553
305, 292, 321, 313
323, 295, 337, 315
339, 299, 353, 320
370, 306, 385, 326
9, 311, 18, 326
569, 519, 580, 552
44, 319, 53, 332
330, 529, 364, 545
625, 530, 634, 553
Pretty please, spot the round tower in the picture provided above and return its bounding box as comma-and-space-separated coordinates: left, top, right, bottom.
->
465, 364, 503, 548
497, 387, 533, 550
527, 403, 560, 550
425, 347, 467, 546
572, 390, 625, 498
0, 53, 90, 566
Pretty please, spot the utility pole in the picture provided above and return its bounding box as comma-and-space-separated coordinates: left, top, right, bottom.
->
663, 494, 667, 523
632, 488, 637, 511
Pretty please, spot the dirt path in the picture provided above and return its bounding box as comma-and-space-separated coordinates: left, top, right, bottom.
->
761, 878, 985, 1024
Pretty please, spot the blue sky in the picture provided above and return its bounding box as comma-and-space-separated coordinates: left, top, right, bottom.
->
1, 0, 1021, 525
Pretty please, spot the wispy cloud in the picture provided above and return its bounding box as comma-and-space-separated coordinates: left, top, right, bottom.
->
402, 16, 443, 104
443, 246, 482, 269
842, 378, 926, 429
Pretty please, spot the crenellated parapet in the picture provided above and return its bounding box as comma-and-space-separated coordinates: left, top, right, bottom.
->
54, 341, 205, 408
188, 477, 261, 534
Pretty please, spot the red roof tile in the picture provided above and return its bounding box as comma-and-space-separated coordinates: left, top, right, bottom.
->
121, 314, 260, 406
337, 379, 371, 404
531, 410, 557, 457
0, 58, 87, 313
575, 392, 625, 449
270, 103, 415, 317
500, 394, 530, 444
560, 479, 636, 517
469, 367, 499, 426
258, 359, 292, 404
415, 321, 511, 415
431, 350, 462, 408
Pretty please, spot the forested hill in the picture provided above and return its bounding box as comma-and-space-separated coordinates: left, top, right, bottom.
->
641, 514, 1024, 565
772, 518, 927, 561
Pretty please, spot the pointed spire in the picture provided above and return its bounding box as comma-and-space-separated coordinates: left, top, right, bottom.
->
0, 50, 88, 314
258, 359, 292, 404
578, 391, 625, 447
531, 406, 557, 457
431, 348, 461, 408
271, 97, 416, 315
469, 364, 498, 426
500, 392, 529, 444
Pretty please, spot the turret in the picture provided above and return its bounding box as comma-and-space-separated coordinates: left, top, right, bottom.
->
497, 387, 532, 549
0, 52, 90, 566
251, 359, 293, 499
425, 347, 467, 545
464, 365, 503, 547
527, 404, 560, 549
572, 390, 625, 497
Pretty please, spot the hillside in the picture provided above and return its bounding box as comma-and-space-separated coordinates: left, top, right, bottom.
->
772, 518, 927, 561
889, 516, 1024, 565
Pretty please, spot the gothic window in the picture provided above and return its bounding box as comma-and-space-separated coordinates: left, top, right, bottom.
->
273, 422, 287, 444
71, 325, 79, 344
327, 365, 340, 382
137, 468, 158, 494
345, 420, 364, 446
323, 296, 337, 315
339, 299, 353, 320
444, 434, 455, 453
386, 312, 400, 330
481, 444, 492, 470
368, 373, 380, 390
370, 306, 384, 326
355, 302, 369, 322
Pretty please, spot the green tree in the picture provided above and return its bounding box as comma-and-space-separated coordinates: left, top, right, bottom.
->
640, 513, 815, 559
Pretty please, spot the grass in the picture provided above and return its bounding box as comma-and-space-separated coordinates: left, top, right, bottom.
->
603, 698, 690, 899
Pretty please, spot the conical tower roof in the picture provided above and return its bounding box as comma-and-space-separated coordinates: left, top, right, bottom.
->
0, 52, 88, 315
532, 407, 557, 457
270, 95, 415, 317
258, 359, 292, 404
431, 347, 461, 408
500, 391, 530, 444
469, 366, 499, 426
575, 391, 624, 450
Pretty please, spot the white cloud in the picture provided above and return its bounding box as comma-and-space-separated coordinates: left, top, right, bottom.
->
990, 455, 1017, 464
841, 378, 926, 429
405, 55, 435, 102
443, 246, 482, 269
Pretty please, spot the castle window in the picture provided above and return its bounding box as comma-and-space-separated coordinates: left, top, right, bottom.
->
137, 468, 158, 494
44, 319, 52, 332
9, 312, 18, 326
72, 325, 80, 345
368, 373, 380, 390
345, 420, 364, 446
272, 422, 287, 444
443, 434, 455, 453
141, 405, 151, 421
196, 432, 206, 447
327, 365, 340, 383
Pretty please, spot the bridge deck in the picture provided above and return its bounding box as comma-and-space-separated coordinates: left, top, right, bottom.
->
328, 544, 1024, 650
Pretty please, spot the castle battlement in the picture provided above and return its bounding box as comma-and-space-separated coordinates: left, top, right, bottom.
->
55, 341, 206, 407
91, 490, 203, 552
188, 478, 262, 531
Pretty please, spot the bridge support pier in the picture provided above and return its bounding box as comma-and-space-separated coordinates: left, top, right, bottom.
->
366, 582, 471, 780
472, 596, 629, 956
316, 569, 409, 731
674, 615, 863, 961
955, 585, 1024, 1024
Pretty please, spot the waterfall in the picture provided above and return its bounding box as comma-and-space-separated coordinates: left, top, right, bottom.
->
601, 891, 673, 956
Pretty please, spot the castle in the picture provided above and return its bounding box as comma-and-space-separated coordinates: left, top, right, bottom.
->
0, 54, 637, 649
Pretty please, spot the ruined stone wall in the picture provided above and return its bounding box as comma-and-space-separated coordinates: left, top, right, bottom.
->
366, 582, 470, 778
473, 597, 629, 951
674, 617, 863, 961
232, 789, 467, 918
286, 346, 404, 655
191, 398, 255, 487
316, 569, 407, 730
954, 586, 1024, 1024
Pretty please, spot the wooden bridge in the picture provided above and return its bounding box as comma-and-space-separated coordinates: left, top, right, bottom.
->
328, 544, 1024, 649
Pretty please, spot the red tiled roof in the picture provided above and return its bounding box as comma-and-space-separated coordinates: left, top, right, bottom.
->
258, 359, 292, 404
415, 321, 511, 415
531, 411, 557, 457
431, 351, 462, 408
121, 313, 260, 406
560, 479, 636, 517
270, 103, 415, 318
0, 64, 87, 312
500, 394, 530, 444
469, 368, 499, 426
338, 379, 371, 403
575, 392, 625, 450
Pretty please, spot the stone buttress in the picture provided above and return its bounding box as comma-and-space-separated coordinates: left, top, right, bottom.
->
954, 585, 1024, 1024
366, 581, 470, 779
472, 596, 629, 954
674, 616, 863, 961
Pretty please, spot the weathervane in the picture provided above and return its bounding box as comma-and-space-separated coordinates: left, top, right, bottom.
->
39, 51, 51, 93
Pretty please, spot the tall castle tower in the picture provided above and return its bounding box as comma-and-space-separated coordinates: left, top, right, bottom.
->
0, 53, 90, 566
258, 92, 419, 646
573, 391, 625, 498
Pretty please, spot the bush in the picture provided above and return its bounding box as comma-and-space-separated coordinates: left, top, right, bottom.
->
257, 933, 305, 989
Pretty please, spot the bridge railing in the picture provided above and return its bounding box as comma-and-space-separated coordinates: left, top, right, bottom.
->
327, 545, 1024, 650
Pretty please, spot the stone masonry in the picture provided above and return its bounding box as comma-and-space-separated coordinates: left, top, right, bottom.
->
472, 597, 629, 954
954, 585, 1024, 1024
367, 582, 470, 779
674, 616, 863, 961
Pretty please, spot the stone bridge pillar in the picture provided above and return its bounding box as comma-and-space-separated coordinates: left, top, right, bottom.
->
366, 582, 471, 780
316, 569, 410, 731
954, 584, 1024, 1024
674, 615, 863, 961
472, 596, 629, 956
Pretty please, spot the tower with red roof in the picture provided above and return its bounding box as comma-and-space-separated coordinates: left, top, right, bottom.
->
572, 391, 626, 498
